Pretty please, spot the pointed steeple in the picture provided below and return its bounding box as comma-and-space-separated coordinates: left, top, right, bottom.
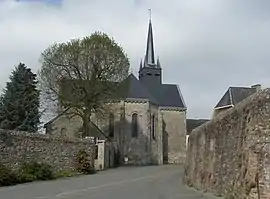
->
145, 18, 155, 66
139, 10, 162, 85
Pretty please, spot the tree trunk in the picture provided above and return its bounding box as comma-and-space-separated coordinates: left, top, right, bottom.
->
82, 112, 91, 138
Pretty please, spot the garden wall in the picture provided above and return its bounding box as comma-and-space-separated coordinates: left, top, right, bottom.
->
184, 88, 270, 199
0, 130, 95, 172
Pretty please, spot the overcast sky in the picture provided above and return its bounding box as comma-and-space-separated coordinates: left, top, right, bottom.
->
1, 0, 270, 120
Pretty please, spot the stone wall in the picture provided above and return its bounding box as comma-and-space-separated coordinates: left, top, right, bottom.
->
44, 99, 187, 166
106, 100, 162, 166
0, 130, 95, 172
117, 100, 153, 165
162, 109, 186, 164
212, 107, 232, 119
49, 100, 164, 166
184, 88, 270, 199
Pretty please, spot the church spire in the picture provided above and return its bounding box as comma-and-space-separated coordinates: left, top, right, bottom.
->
145, 9, 155, 66
139, 9, 162, 85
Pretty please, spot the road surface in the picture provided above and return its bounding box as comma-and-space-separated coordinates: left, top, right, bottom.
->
0, 165, 219, 199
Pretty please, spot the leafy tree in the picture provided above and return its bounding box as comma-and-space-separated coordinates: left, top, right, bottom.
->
39, 31, 130, 137
0, 63, 40, 132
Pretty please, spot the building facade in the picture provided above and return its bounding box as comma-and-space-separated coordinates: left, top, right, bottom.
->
45, 18, 187, 166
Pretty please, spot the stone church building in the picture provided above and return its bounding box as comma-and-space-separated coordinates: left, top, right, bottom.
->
44, 19, 187, 166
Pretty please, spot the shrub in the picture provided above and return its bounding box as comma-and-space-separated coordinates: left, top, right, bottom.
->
54, 169, 76, 178
76, 150, 96, 174
0, 164, 18, 186
17, 161, 54, 182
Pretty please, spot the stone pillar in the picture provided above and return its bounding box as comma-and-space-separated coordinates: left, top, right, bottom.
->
94, 139, 105, 170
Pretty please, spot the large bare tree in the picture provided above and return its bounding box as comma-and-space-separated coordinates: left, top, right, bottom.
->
39, 32, 130, 137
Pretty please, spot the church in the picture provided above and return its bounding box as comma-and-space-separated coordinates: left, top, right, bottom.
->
44, 18, 187, 166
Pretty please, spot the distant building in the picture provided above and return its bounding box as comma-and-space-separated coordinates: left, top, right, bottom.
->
213, 84, 261, 117
186, 119, 209, 146
44, 18, 187, 166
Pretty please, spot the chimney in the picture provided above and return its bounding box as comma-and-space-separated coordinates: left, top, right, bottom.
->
251, 84, 261, 91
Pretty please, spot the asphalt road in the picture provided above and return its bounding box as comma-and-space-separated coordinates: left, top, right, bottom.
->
0, 165, 219, 199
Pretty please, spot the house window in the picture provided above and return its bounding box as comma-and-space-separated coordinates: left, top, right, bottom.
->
109, 114, 114, 137
151, 115, 156, 139
132, 113, 138, 137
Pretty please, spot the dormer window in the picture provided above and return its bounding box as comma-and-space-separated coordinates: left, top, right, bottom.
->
155, 74, 160, 76
147, 73, 152, 76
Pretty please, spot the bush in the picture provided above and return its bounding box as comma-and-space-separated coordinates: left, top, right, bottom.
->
76, 150, 96, 174
0, 164, 18, 186
17, 161, 54, 182
54, 170, 76, 178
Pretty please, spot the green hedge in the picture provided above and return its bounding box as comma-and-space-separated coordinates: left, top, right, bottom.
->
17, 161, 54, 182
0, 164, 18, 186
0, 162, 55, 186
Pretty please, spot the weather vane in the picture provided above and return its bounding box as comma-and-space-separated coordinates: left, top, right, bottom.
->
148, 8, 152, 20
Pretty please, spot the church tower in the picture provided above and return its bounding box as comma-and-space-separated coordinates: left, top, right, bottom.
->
139, 17, 162, 88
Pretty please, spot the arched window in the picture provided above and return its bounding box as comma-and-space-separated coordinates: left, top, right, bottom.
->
120, 107, 125, 121
109, 114, 114, 137
60, 128, 66, 136
151, 115, 156, 139
131, 113, 138, 137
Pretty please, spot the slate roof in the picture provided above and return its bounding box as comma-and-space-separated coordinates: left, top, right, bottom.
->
147, 84, 186, 108
112, 74, 186, 109
215, 87, 257, 109
186, 119, 209, 135
112, 74, 159, 105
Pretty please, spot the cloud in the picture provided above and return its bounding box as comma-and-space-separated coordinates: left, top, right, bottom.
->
1, 0, 270, 120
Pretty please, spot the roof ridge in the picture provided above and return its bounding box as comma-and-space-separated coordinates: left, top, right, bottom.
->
229, 86, 254, 89
162, 83, 177, 86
